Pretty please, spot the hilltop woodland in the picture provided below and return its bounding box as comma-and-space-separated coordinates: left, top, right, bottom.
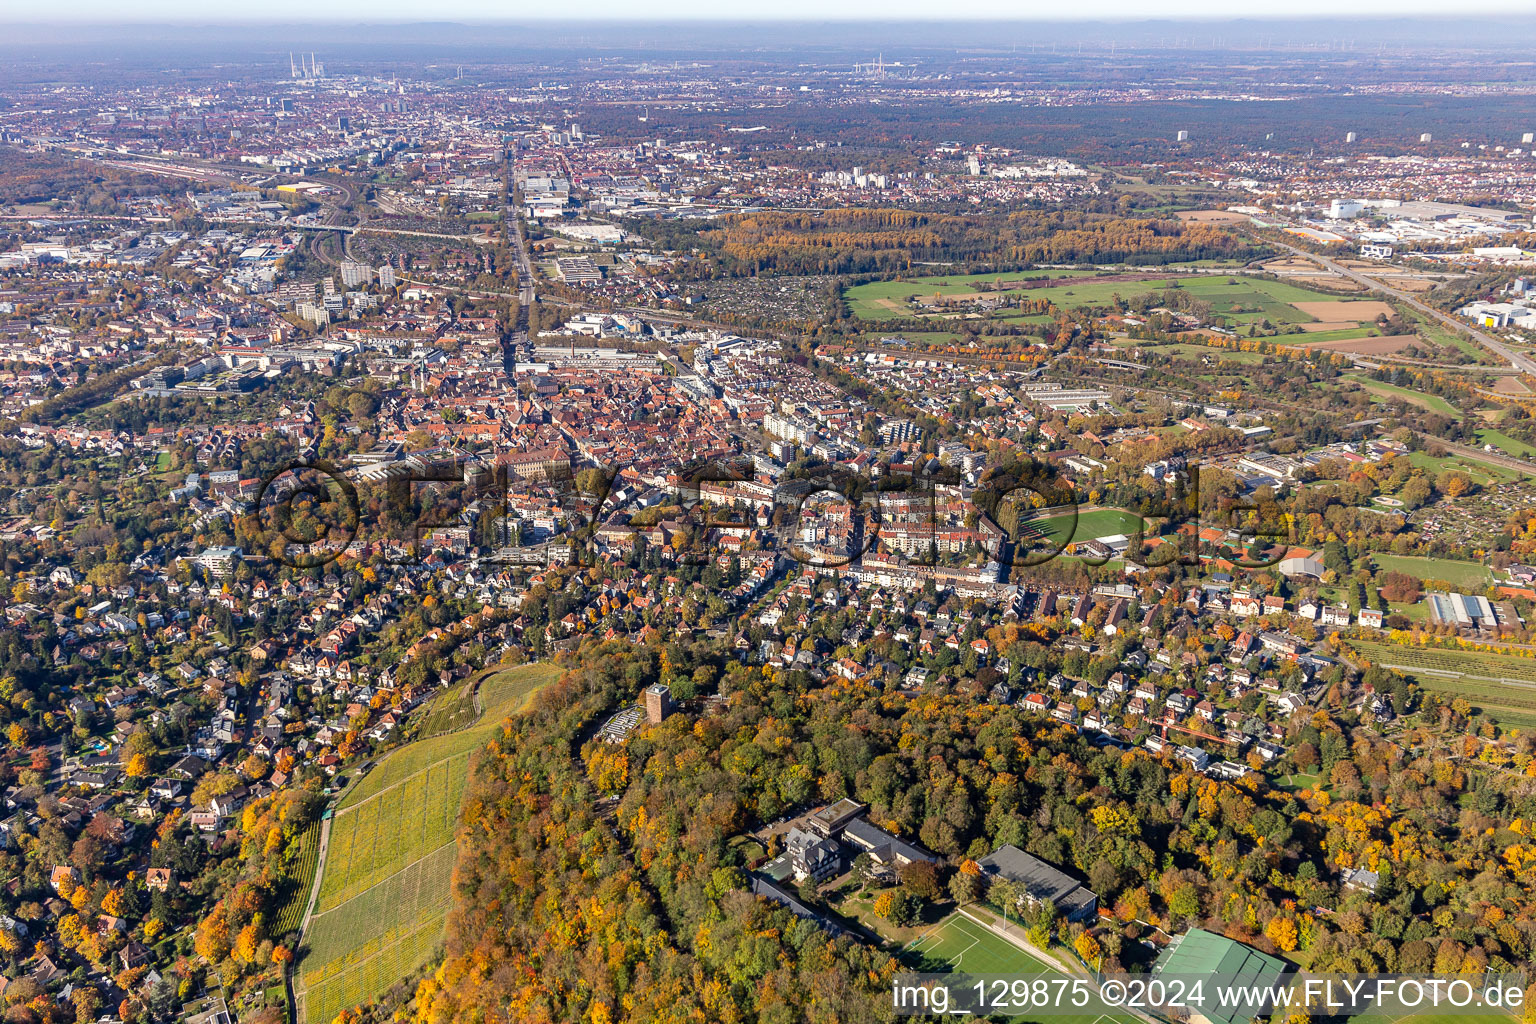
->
626, 209, 1265, 279
379, 636, 1536, 1024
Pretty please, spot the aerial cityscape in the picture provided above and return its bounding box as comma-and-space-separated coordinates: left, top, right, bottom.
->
4, 11, 1536, 1024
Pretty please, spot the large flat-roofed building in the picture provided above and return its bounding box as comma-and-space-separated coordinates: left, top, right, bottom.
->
554, 257, 601, 285
1152, 929, 1287, 1024
1377, 200, 1526, 224
806, 798, 865, 838
798, 799, 937, 868
194, 546, 243, 579
1427, 591, 1497, 630
977, 844, 1098, 922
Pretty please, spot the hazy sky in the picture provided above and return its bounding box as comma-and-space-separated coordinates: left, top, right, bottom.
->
12, 0, 1534, 21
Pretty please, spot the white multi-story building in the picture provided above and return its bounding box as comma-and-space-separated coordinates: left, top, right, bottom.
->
763, 412, 816, 444
340, 261, 373, 289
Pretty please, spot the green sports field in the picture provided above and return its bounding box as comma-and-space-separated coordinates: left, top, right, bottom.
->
1370, 554, 1490, 590
1402, 450, 1521, 486
1354, 1002, 1518, 1024
909, 910, 1059, 974
1015, 508, 1149, 548
907, 911, 1140, 1024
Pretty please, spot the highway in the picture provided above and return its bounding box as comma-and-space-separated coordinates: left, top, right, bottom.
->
509, 214, 535, 309
501, 158, 536, 369
1266, 236, 1536, 375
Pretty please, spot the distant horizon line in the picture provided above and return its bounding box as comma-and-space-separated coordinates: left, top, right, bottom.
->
3, 11, 1532, 24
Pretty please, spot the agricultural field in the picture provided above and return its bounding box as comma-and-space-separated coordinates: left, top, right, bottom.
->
315, 754, 466, 911
272, 820, 323, 938
412, 680, 480, 738
296, 662, 563, 1024
1173, 210, 1252, 224
992, 313, 1058, 326
1296, 334, 1419, 357
479, 663, 561, 706
1349, 640, 1536, 728
1098, 274, 1350, 325
333, 662, 561, 812
1489, 377, 1533, 397
1279, 326, 1385, 343
1290, 299, 1396, 322
1152, 341, 1266, 365
299, 847, 458, 1024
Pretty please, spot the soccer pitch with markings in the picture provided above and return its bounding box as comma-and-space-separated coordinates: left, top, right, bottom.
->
906, 912, 1142, 1024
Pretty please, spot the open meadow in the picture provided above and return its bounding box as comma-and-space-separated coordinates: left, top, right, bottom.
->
845, 270, 1378, 333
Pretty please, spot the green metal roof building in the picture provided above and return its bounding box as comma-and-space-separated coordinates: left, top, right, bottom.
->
1152, 928, 1288, 1024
